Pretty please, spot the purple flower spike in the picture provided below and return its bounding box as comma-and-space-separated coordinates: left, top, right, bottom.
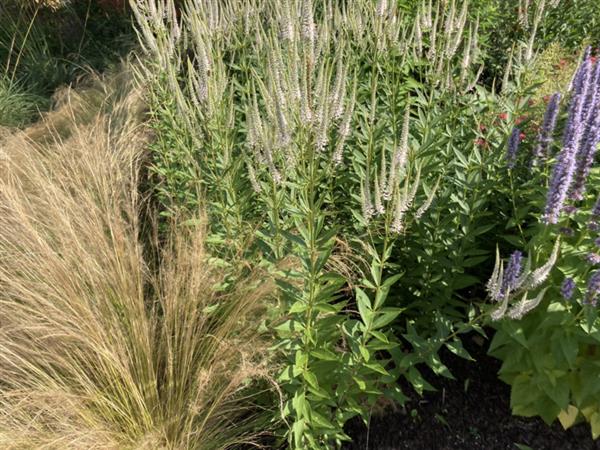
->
561, 277, 575, 300
584, 270, 600, 306
581, 54, 600, 125
595, 238, 600, 247
544, 53, 593, 224
533, 93, 561, 163
501, 251, 523, 295
586, 253, 600, 265
568, 46, 591, 94
506, 127, 521, 169
571, 60, 600, 200
559, 226, 575, 237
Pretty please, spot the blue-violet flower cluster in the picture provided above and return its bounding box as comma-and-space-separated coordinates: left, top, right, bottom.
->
543, 48, 600, 223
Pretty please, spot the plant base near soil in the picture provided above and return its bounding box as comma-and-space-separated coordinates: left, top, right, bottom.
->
344, 332, 599, 450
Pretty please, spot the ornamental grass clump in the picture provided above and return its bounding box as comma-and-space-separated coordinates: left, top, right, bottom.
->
0, 73, 275, 449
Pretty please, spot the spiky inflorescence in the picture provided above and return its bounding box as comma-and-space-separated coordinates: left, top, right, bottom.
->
376, 0, 388, 17
506, 127, 521, 169
414, 177, 441, 220
571, 58, 600, 200
523, 238, 561, 289
386, 105, 410, 199
391, 166, 421, 234
373, 174, 385, 215
506, 288, 549, 320
488, 239, 560, 320
584, 270, 600, 306
361, 175, 374, 223
301, 0, 316, 54
561, 277, 576, 300
586, 253, 600, 265
247, 161, 261, 193
279, 0, 294, 42
533, 92, 561, 163
486, 247, 505, 303
501, 251, 523, 295
333, 78, 356, 166
543, 51, 593, 224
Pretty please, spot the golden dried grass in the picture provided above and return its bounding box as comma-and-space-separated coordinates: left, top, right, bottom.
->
0, 67, 275, 449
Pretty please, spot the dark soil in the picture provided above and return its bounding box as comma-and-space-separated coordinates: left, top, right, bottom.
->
344, 331, 600, 450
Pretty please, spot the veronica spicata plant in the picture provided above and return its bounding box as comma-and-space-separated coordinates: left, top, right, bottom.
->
130, 0, 492, 447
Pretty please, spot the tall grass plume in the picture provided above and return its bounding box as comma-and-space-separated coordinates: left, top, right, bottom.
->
0, 71, 276, 449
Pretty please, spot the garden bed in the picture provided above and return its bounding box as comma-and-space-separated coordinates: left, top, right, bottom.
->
345, 332, 599, 450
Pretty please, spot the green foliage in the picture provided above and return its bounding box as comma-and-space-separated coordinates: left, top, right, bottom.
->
2, 0, 600, 446
0, 75, 46, 126
486, 70, 600, 438
131, 0, 600, 446
0, 0, 134, 125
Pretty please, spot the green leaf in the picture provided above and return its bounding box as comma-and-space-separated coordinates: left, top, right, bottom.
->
370, 330, 389, 343
452, 274, 480, 290
382, 273, 403, 289
365, 362, 390, 376
310, 410, 336, 431
310, 348, 338, 361
372, 308, 404, 329
356, 288, 373, 326
292, 418, 306, 448
292, 391, 308, 418
359, 345, 371, 362
405, 367, 435, 395
445, 339, 474, 361
353, 376, 367, 390
303, 371, 320, 390
289, 301, 308, 314
275, 319, 305, 334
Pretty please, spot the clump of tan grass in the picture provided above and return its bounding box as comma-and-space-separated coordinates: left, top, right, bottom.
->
0, 70, 276, 449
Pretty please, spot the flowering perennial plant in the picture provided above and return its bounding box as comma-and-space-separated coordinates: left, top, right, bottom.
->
533, 92, 561, 163
506, 127, 522, 169
129, 0, 488, 447
543, 48, 600, 223
561, 277, 576, 300
486, 240, 559, 320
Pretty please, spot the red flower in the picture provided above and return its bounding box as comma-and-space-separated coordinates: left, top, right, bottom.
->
515, 115, 528, 125
498, 112, 508, 121
543, 94, 551, 103
591, 56, 597, 65
478, 124, 487, 132
474, 138, 487, 147
519, 132, 526, 141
